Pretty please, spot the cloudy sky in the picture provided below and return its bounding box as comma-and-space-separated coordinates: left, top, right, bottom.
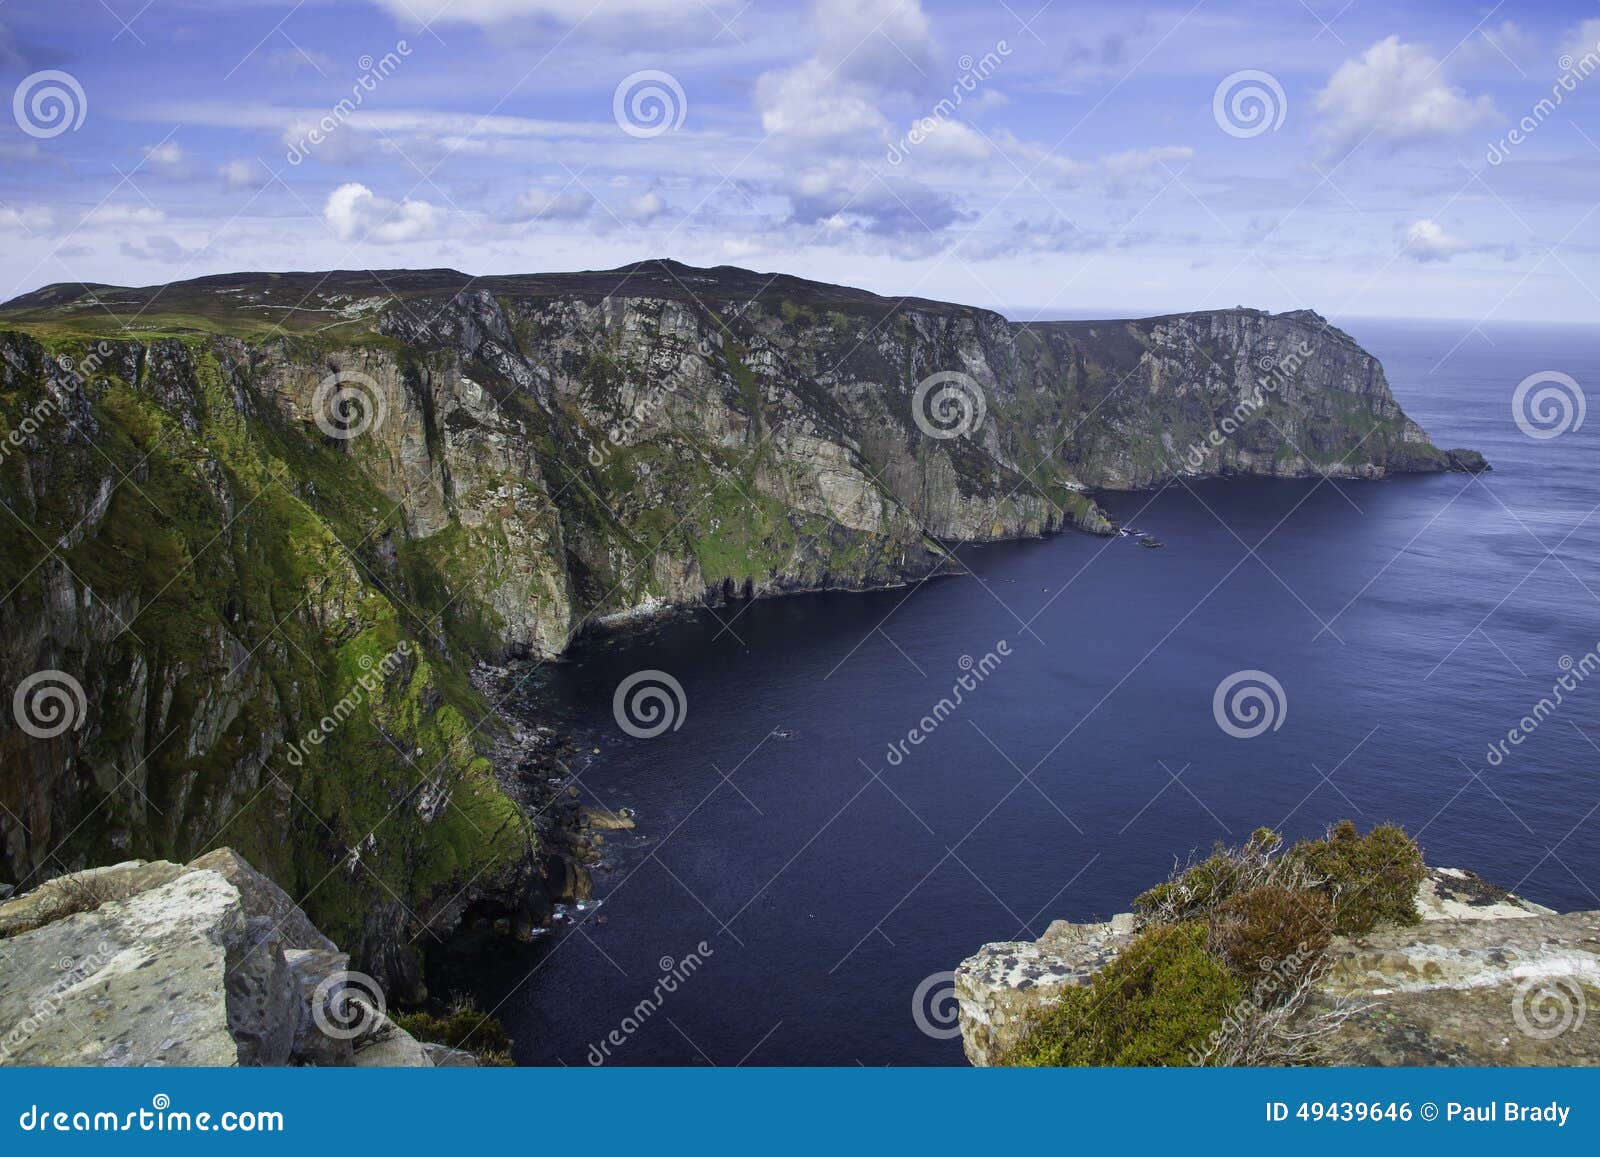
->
3, 0, 1600, 322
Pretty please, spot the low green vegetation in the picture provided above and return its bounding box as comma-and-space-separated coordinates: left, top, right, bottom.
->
391, 996, 515, 1066
1003, 821, 1426, 1067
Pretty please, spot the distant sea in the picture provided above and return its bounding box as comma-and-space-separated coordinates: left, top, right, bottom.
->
478, 317, 1600, 1066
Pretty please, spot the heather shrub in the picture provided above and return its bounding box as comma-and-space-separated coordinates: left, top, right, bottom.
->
1206, 884, 1332, 982
1287, 820, 1424, 935
1003, 923, 1242, 1067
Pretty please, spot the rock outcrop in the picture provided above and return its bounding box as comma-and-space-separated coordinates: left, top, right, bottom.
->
0, 849, 433, 1066
955, 868, 1599, 1066
0, 262, 1480, 996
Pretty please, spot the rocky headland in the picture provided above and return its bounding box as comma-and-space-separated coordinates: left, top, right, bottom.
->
0, 262, 1486, 1021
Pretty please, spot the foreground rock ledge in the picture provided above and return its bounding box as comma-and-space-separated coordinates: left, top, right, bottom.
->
0, 850, 449, 1067
953, 868, 1600, 1066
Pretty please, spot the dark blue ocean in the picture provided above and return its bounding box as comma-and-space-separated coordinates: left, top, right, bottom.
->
488, 318, 1600, 1066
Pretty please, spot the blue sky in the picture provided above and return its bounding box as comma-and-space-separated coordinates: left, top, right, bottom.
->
3, 0, 1600, 322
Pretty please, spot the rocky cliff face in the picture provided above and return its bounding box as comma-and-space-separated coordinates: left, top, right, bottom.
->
954, 868, 1599, 1066
0, 261, 1477, 989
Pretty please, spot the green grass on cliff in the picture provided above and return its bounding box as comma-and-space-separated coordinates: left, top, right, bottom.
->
0, 329, 533, 968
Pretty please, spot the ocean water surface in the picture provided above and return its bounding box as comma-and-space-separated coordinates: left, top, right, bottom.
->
480, 318, 1600, 1066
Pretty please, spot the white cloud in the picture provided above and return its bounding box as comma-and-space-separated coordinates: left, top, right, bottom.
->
323, 182, 440, 243
513, 186, 594, 221
1561, 19, 1600, 68
372, 0, 721, 28
0, 205, 53, 232
1401, 219, 1468, 262
86, 206, 165, 226
219, 158, 269, 190
1315, 37, 1495, 151
142, 141, 186, 175
617, 191, 666, 222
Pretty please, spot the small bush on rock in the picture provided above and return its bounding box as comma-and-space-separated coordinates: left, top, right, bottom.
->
1004, 923, 1242, 1067
1287, 820, 1424, 935
392, 996, 514, 1066
1206, 885, 1332, 983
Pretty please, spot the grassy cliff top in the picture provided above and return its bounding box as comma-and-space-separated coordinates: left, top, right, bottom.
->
0, 259, 1329, 342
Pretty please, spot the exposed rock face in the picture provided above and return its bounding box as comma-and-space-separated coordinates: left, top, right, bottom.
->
954, 912, 1139, 1067
0, 262, 1477, 992
954, 869, 1598, 1066
0, 850, 430, 1067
